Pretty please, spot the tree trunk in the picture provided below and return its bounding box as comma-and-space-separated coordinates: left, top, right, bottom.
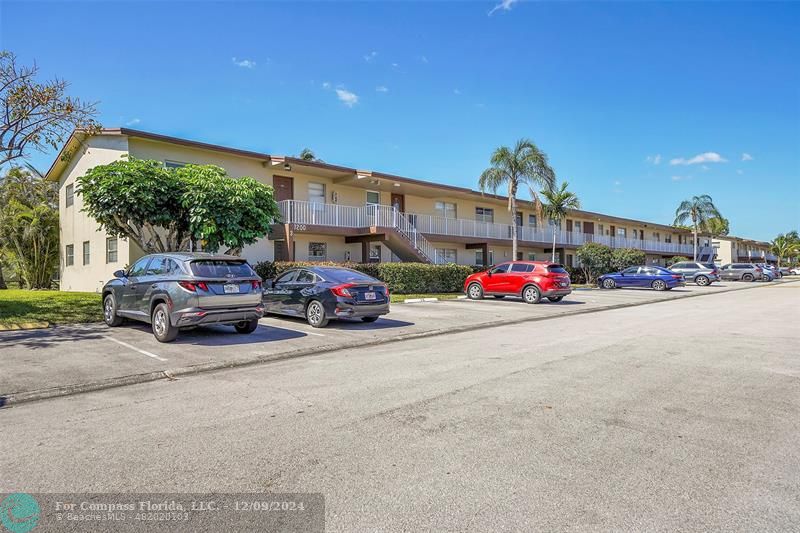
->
552, 225, 557, 263
510, 196, 518, 261
693, 224, 698, 261
0, 263, 7, 289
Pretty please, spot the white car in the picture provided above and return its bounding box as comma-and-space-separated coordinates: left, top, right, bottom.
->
791, 267, 800, 275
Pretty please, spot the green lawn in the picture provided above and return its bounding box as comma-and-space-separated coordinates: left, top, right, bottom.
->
390, 293, 462, 303
0, 289, 102, 326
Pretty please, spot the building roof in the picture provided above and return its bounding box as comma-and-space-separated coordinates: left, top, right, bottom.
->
48, 128, 698, 234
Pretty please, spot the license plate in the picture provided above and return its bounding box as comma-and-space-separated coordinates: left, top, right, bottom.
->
364, 291, 376, 300
223, 283, 239, 294
560, 282, 568, 287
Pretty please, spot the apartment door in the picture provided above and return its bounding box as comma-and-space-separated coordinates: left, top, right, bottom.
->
274, 176, 294, 202
584, 222, 594, 235
391, 193, 405, 213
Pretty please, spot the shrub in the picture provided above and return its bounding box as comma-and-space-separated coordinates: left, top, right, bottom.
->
611, 248, 646, 272
564, 266, 587, 284
253, 261, 474, 294
576, 242, 614, 284
666, 256, 690, 267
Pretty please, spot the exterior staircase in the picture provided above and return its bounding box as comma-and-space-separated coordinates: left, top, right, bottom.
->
367, 205, 435, 263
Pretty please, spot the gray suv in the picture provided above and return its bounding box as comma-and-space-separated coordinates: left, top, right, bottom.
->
668, 262, 720, 286
718, 263, 763, 282
102, 253, 264, 342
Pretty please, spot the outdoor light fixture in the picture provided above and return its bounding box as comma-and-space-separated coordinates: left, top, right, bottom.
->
393, 183, 401, 187
283, 163, 292, 171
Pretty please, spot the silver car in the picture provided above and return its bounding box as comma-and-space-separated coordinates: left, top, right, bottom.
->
668, 261, 720, 286
718, 263, 763, 282
102, 253, 264, 342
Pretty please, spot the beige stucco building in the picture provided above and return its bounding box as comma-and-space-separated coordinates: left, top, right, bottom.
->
46, 128, 773, 292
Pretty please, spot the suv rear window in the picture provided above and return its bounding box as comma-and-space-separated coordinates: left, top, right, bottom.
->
546, 265, 568, 274
190, 260, 255, 278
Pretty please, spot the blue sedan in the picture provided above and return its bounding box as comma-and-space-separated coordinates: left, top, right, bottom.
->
599, 265, 685, 291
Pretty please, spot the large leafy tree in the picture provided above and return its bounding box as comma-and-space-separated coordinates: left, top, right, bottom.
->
770, 233, 800, 267
0, 166, 59, 288
673, 195, 722, 261
576, 242, 613, 285
77, 158, 280, 255
478, 139, 556, 260
700, 216, 729, 237
541, 181, 580, 262
1, 51, 100, 167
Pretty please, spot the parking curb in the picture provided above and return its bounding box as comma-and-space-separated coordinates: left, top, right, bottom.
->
2, 279, 796, 408
0, 321, 50, 331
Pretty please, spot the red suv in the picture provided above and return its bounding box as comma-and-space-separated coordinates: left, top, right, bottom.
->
464, 261, 572, 304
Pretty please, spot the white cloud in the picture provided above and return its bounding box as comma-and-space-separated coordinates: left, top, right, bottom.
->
232, 57, 256, 69
364, 51, 378, 62
645, 154, 661, 165
453, 88, 462, 95
322, 81, 331, 89
671, 175, 692, 181
375, 85, 389, 93
488, 0, 519, 16
336, 88, 359, 107
125, 118, 141, 126
669, 152, 727, 166
741, 152, 754, 161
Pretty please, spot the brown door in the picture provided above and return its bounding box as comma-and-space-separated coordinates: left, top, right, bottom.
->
274, 175, 294, 202
584, 222, 594, 235
391, 193, 405, 213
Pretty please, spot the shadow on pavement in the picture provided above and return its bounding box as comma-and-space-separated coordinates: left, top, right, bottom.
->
0, 326, 105, 350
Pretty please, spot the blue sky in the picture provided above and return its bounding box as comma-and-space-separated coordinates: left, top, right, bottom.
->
3, 0, 798, 241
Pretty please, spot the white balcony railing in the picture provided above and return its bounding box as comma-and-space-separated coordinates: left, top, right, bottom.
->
277, 200, 695, 257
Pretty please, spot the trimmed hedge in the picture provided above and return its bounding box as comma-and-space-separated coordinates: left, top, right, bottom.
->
253, 261, 477, 294
666, 256, 690, 266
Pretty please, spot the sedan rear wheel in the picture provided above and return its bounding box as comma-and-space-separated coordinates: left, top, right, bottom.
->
651, 279, 667, 291
695, 275, 710, 286
467, 283, 484, 300
306, 300, 329, 328
602, 278, 616, 289
522, 285, 541, 304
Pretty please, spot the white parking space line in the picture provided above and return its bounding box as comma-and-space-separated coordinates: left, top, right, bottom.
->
105, 337, 167, 362
261, 322, 326, 337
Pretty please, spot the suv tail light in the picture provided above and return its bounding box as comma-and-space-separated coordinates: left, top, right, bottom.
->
251, 280, 261, 290
178, 281, 209, 292
331, 283, 355, 297
755, 267, 762, 272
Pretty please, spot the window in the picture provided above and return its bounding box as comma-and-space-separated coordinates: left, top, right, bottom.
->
65, 184, 74, 207
510, 263, 533, 273
474, 250, 487, 265
528, 215, 537, 227
65, 244, 74, 266
308, 182, 326, 205
617, 227, 627, 238
653, 232, 660, 241
435, 201, 457, 219
598, 224, 605, 235
145, 256, 168, 276
435, 248, 457, 263
622, 267, 639, 275
295, 270, 316, 284
527, 253, 536, 261
665, 235, 672, 243
632, 229, 640, 239
488, 251, 494, 265
369, 244, 382, 263
366, 191, 380, 205
128, 257, 150, 277
490, 263, 510, 274
475, 207, 494, 223
164, 160, 187, 169
308, 242, 327, 261
549, 219, 562, 229
567, 254, 574, 267
82, 241, 90, 265
671, 263, 688, 269
275, 271, 297, 284
190, 260, 255, 277
106, 237, 118, 263
573, 221, 582, 234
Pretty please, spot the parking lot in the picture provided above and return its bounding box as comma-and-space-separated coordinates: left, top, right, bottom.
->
1, 279, 795, 405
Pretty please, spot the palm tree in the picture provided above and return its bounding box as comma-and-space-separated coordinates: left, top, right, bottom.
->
298, 148, 322, 162
673, 195, 722, 261
541, 181, 581, 263
770, 233, 800, 267
478, 139, 556, 260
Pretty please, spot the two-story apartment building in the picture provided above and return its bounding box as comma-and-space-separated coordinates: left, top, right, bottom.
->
47, 128, 766, 292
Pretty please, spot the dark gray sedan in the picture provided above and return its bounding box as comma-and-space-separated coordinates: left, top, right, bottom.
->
263, 266, 390, 327
102, 252, 264, 342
